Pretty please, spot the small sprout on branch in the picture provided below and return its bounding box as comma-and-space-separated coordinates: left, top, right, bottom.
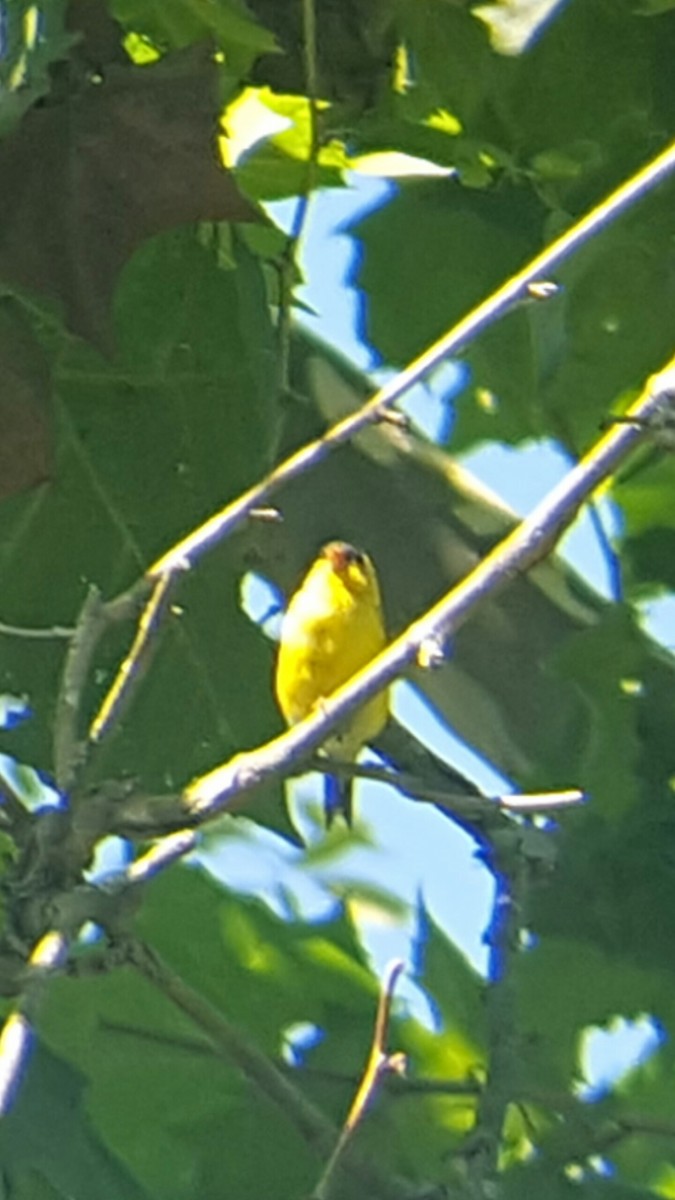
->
377, 408, 411, 430
248, 506, 283, 523
0, 622, 76, 639
603, 405, 675, 450
417, 635, 448, 670
525, 280, 560, 301
497, 788, 585, 812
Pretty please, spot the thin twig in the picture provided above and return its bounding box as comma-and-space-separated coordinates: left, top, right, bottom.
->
312, 960, 406, 1200
129, 939, 414, 1200
96, 829, 199, 904
92, 787, 189, 839
605, 408, 675, 449
183, 358, 675, 819
0, 622, 75, 639
88, 572, 177, 745
277, 0, 321, 398
615, 1113, 675, 1141
53, 585, 108, 791
383, 1085, 675, 1144
306, 757, 584, 816
49, 578, 151, 793
344, 960, 406, 1134
53, 579, 152, 788
496, 789, 584, 813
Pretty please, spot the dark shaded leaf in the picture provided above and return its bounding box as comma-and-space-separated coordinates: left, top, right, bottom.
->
0, 226, 291, 836
0, 1040, 151, 1199
0, 43, 261, 352
0, 299, 52, 499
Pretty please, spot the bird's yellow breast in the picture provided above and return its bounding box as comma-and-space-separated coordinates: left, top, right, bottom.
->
275, 545, 388, 755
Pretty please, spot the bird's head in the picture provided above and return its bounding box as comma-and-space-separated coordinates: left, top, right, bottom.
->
320, 541, 379, 598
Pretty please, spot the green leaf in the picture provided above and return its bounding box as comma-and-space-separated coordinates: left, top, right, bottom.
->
0, 226, 291, 834
482, 0, 653, 167
348, 1, 675, 454
608, 1039, 675, 1191
40, 867, 381, 1194
502, 1161, 663, 1200
614, 454, 675, 538
41, 961, 313, 1199
350, 173, 544, 376
612, 450, 675, 594
417, 910, 486, 1063
392, 0, 496, 125
0, 1041, 151, 1199
513, 936, 666, 1089
0, 44, 260, 353
634, 0, 675, 13
110, 0, 278, 64
230, 91, 348, 201
545, 608, 645, 818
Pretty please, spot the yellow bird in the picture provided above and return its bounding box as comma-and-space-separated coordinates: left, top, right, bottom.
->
275, 541, 389, 825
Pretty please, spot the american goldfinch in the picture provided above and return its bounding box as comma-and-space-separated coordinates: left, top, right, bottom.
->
275, 541, 388, 825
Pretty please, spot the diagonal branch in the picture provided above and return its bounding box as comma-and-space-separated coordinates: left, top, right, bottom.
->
51, 138, 675, 764
53, 359, 669, 976
184, 357, 675, 817
88, 572, 176, 745
148, 138, 675, 581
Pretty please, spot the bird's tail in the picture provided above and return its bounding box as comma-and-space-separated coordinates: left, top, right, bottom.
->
324, 772, 353, 827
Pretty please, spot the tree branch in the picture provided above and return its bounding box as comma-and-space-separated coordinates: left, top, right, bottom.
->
53, 585, 107, 791
312, 960, 406, 1200
44, 138, 675, 763
183, 357, 675, 818
52, 580, 152, 791
307, 757, 584, 818
88, 572, 176, 745
147, 138, 675, 581
461, 838, 528, 1195
128, 939, 417, 1200
5, 355, 657, 1119
0, 622, 76, 639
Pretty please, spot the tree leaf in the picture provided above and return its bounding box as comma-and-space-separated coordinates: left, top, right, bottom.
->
0, 44, 261, 353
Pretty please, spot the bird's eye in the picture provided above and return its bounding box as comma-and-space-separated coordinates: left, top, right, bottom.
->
346, 548, 365, 567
